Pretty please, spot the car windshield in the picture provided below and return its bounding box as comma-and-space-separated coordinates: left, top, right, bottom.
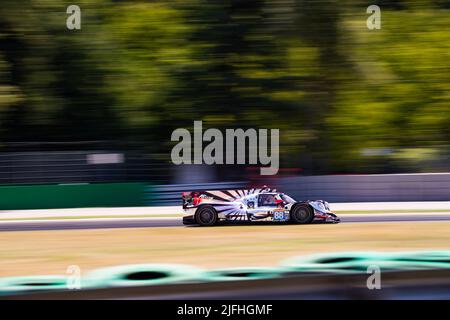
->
258, 194, 277, 206
280, 194, 296, 203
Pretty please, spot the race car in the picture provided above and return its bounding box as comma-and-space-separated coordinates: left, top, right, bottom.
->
182, 186, 340, 226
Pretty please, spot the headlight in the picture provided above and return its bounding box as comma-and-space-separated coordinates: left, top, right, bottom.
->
311, 201, 325, 211
311, 201, 329, 212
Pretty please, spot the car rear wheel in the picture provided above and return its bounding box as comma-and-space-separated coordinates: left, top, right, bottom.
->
195, 205, 218, 226
290, 204, 314, 224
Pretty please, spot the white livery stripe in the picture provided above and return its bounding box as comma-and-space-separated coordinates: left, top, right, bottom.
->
208, 191, 234, 201
229, 190, 241, 199
221, 208, 239, 215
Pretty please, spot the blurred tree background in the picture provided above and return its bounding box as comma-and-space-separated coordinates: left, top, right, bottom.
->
0, 0, 449, 175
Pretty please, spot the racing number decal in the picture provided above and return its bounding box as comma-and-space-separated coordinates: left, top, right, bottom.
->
273, 211, 284, 220
273, 210, 288, 221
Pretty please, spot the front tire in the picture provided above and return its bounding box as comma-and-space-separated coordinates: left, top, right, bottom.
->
290, 204, 314, 224
195, 205, 218, 226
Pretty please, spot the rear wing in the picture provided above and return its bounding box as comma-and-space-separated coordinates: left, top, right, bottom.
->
182, 186, 274, 209
182, 191, 204, 209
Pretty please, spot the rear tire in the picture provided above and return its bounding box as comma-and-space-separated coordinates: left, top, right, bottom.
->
195, 205, 218, 226
290, 204, 314, 224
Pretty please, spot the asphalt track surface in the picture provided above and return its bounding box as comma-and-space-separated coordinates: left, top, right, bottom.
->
1, 213, 450, 232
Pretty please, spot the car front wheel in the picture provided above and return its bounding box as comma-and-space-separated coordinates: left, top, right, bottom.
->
290, 204, 314, 224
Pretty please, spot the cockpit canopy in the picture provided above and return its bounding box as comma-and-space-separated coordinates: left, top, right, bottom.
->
257, 193, 296, 207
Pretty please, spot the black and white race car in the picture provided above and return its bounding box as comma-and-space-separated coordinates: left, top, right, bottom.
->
182, 186, 340, 226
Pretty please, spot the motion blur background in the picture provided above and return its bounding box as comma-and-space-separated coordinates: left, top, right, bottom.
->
0, 0, 449, 189
2, 1, 450, 300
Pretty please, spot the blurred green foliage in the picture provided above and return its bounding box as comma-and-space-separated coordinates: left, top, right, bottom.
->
0, 0, 449, 173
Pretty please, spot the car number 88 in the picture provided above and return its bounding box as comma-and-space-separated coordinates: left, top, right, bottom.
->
273, 211, 286, 221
